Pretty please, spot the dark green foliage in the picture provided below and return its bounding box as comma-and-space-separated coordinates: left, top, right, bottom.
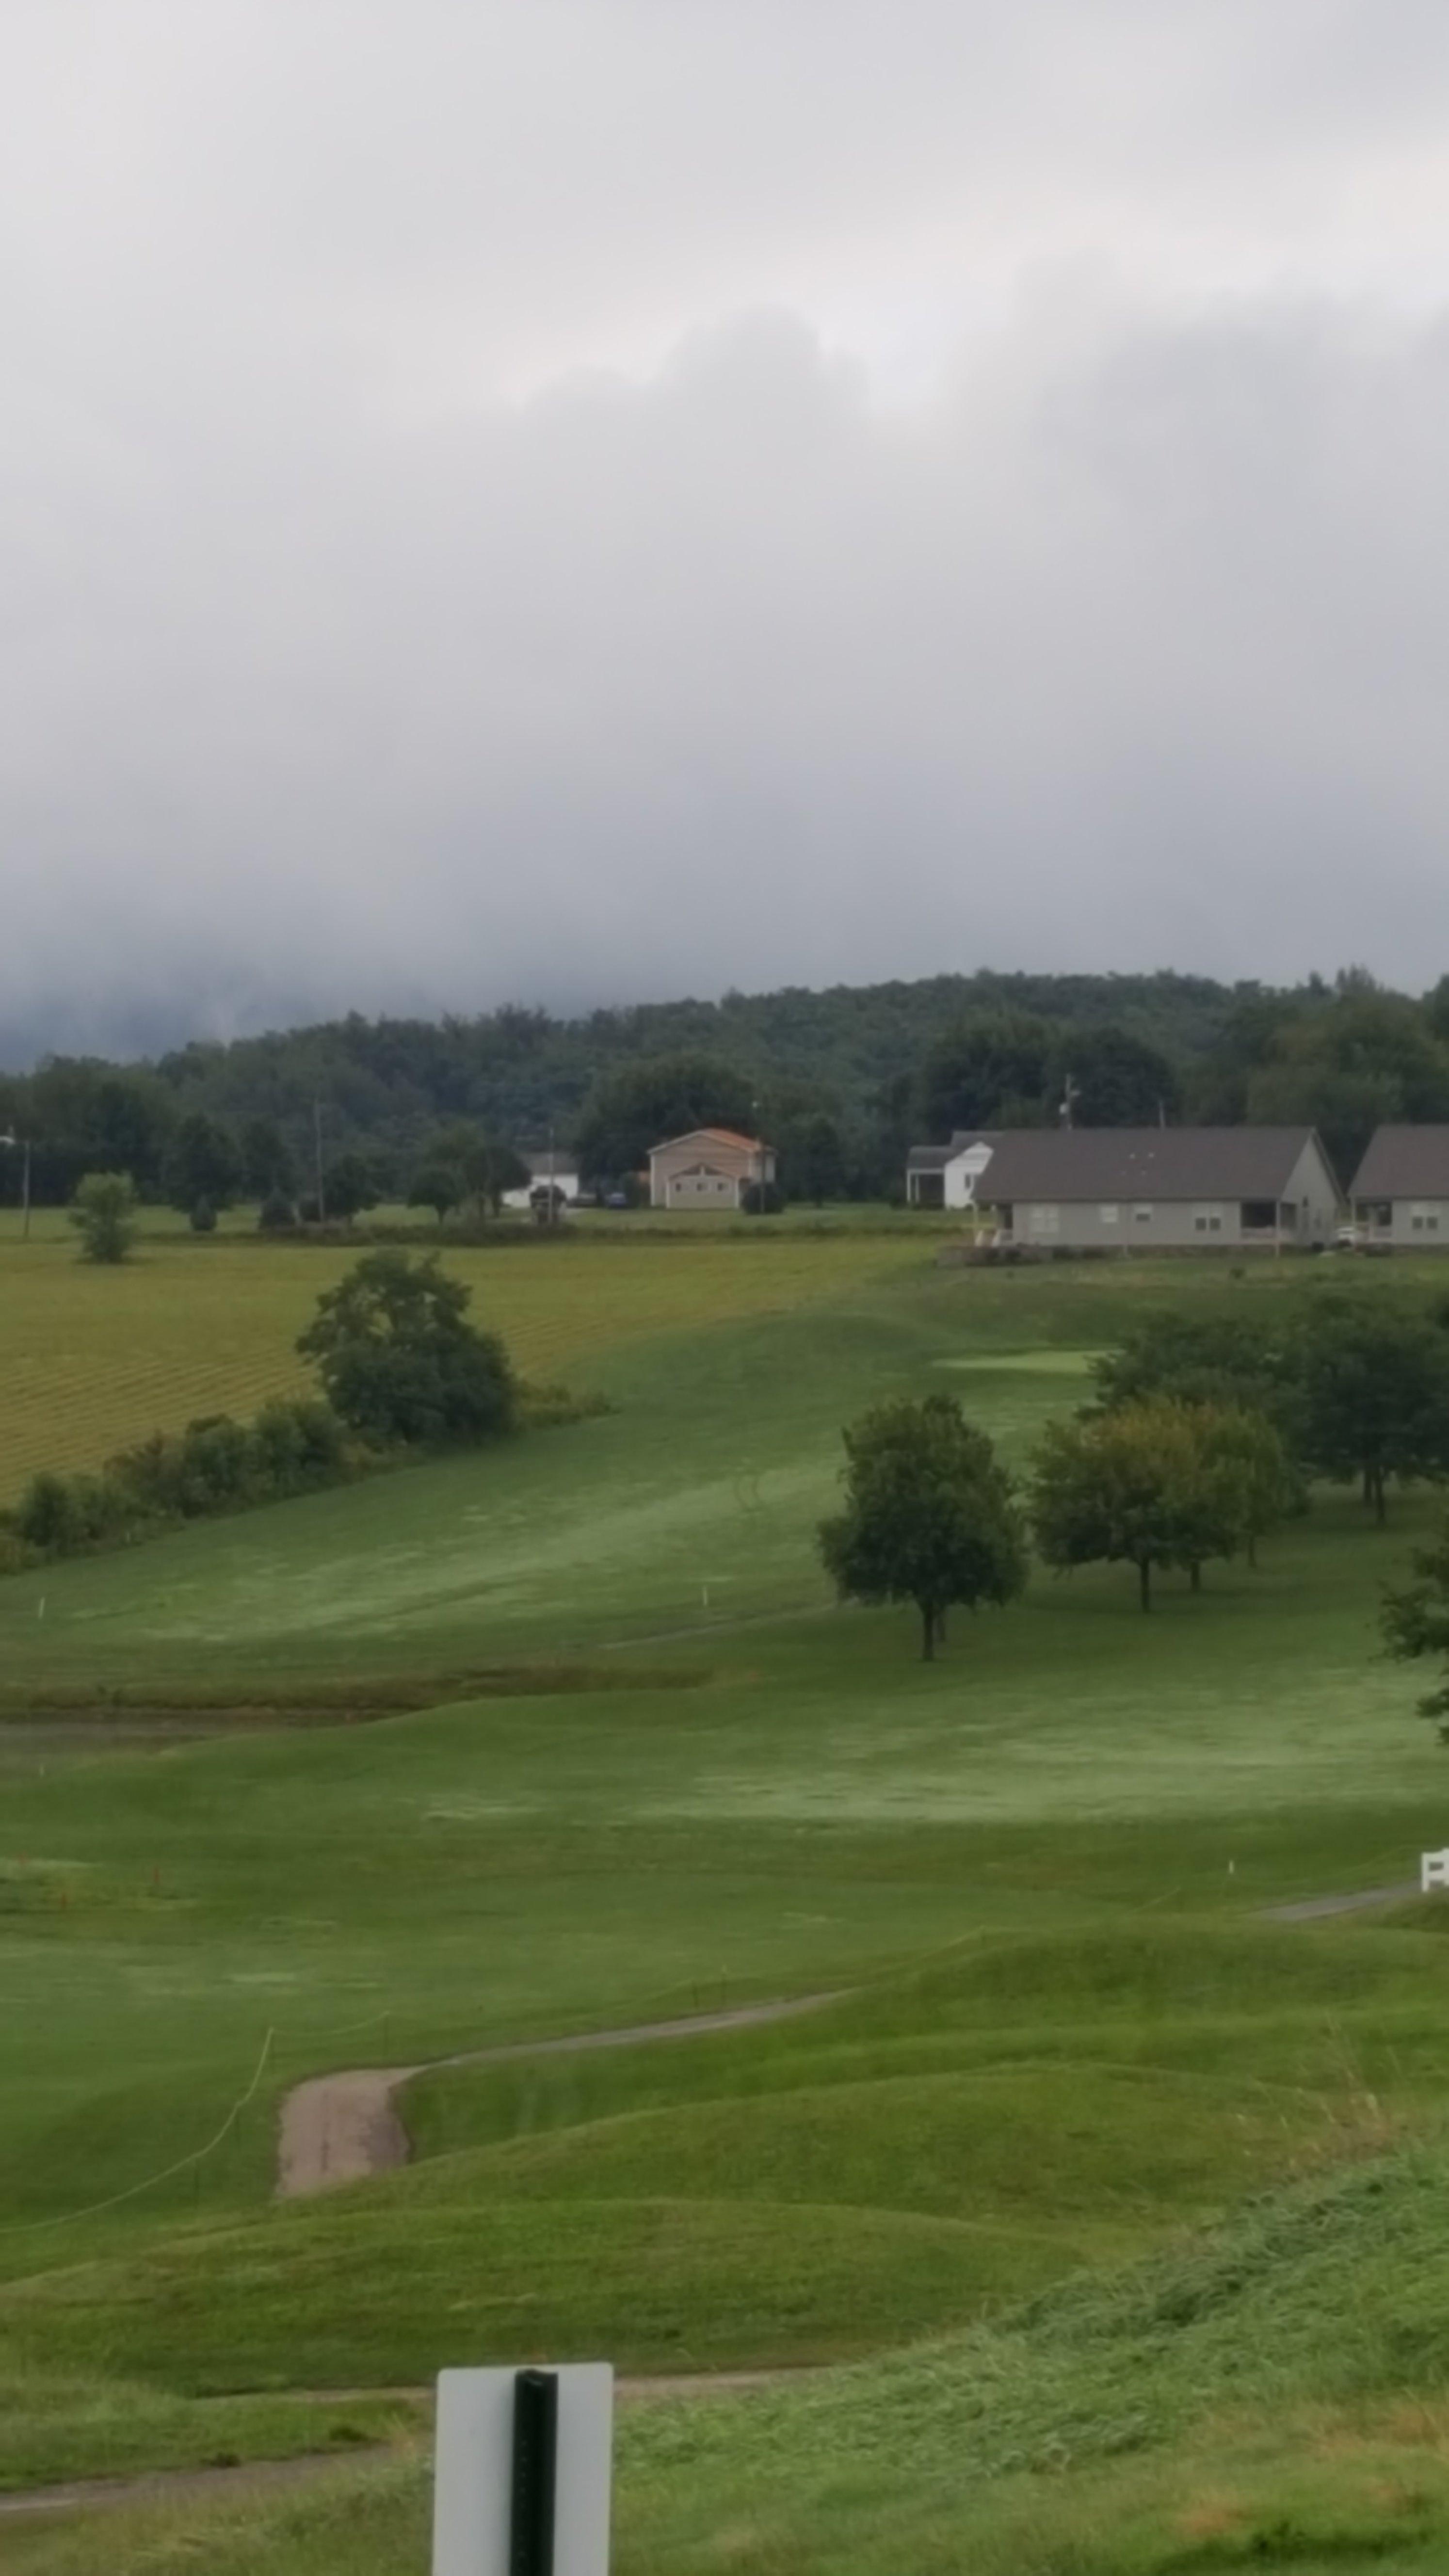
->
67, 1170, 138, 1264
14, 966, 1449, 1208
1383, 1515, 1449, 1738
917, 1011, 1055, 1135
297, 1250, 517, 1447
1046, 1024, 1181, 1127
240, 1115, 295, 1198
408, 1161, 464, 1224
917, 1013, 1180, 1137
164, 1111, 242, 1225
258, 1187, 298, 1233
1242, 990, 1449, 1176
323, 1151, 383, 1224
819, 1394, 1026, 1657
8, 1400, 354, 1564
1291, 1298, 1449, 1522
777, 1111, 847, 1203
574, 1053, 757, 1180
1092, 1310, 1306, 1456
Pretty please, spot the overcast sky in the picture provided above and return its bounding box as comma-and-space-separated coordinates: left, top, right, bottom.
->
4, 2, 1449, 1057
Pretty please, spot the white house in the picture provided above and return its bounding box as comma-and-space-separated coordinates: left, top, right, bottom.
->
905, 1126, 1341, 1249
501, 1149, 582, 1212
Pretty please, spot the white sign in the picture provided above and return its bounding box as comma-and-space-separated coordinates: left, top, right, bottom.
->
433, 2365, 613, 2576
1422, 1850, 1449, 1893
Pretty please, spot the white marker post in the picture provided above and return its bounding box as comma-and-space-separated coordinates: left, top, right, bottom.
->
1421, 1850, 1449, 1895
432, 2365, 613, 2576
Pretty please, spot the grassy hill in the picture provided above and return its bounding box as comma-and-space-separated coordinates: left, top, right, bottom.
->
1, 1231, 1448, 2568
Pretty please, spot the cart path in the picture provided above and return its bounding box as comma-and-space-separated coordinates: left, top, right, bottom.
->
1261, 1881, 1419, 1923
276, 1994, 840, 2199
0, 2372, 802, 2525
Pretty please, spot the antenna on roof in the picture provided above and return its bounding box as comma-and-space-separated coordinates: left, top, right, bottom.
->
1058, 1075, 1079, 1130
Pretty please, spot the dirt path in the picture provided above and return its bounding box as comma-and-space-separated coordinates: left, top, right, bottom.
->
276, 1994, 839, 2199
1261, 1881, 1419, 1922
0, 2374, 804, 2526
277, 1876, 1436, 2198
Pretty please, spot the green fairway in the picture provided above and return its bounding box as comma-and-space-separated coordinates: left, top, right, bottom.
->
2, 1239, 1449, 2567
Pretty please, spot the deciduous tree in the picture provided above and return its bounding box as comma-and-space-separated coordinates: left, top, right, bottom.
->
1031, 1400, 1240, 1610
819, 1395, 1026, 1659
1293, 1300, 1449, 1524
297, 1251, 516, 1447
68, 1171, 138, 1265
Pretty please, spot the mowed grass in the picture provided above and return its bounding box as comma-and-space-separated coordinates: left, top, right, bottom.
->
2, 1241, 1449, 2560
0, 1220, 929, 1500
17, 2134, 1449, 2576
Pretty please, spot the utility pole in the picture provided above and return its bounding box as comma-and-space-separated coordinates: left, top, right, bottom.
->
0, 1132, 31, 1238
313, 1100, 326, 1224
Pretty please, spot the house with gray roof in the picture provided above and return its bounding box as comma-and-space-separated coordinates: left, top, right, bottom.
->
906, 1127, 1341, 1250
1349, 1127, 1449, 1248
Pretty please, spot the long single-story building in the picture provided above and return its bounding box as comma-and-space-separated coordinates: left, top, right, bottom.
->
649, 1127, 776, 1210
905, 1126, 1341, 1249
1349, 1127, 1449, 1248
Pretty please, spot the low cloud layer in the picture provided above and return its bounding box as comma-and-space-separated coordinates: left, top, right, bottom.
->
4, 5, 1449, 1056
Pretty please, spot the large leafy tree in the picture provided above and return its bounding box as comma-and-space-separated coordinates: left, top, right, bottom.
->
915, 1012, 1053, 1136
164, 1112, 242, 1228
240, 1116, 295, 1198
574, 1055, 757, 1181
67, 1171, 138, 1266
1292, 1299, 1449, 1524
1245, 992, 1449, 1178
1030, 1399, 1247, 1610
1384, 1518, 1449, 1742
819, 1395, 1026, 1659
1092, 1312, 1305, 1455
297, 1252, 516, 1446
1046, 1027, 1181, 1128
323, 1151, 384, 1224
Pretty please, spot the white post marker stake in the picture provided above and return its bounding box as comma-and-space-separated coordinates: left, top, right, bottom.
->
433, 2365, 613, 2576
1421, 1850, 1449, 1894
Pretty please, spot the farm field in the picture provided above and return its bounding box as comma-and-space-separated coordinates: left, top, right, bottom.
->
0, 1217, 930, 1502
1, 1239, 1449, 2571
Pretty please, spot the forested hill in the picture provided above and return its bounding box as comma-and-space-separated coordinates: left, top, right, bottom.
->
156, 970, 1239, 1138
4, 965, 1449, 1207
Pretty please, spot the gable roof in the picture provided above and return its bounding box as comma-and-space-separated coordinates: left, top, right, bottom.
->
649, 1127, 767, 1158
910, 1126, 1336, 1202
1349, 1126, 1449, 1201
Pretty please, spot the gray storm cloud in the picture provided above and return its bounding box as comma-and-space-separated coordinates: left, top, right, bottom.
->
3, 3, 1449, 1054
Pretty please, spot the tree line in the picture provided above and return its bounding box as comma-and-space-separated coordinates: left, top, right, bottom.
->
8, 963, 1449, 1209
820, 1291, 1449, 1653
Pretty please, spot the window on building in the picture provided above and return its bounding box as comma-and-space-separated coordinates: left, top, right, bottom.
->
1410, 1205, 1442, 1233
1134, 1205, 1153, 1225
1242, 1201, 1277, 1231
1099, 1205, 1119, 1224
1193, 1207, 1224, 1234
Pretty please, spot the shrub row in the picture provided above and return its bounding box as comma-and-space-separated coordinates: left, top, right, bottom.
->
0, 1399, 370, 1570
0, 1376, 609, 1577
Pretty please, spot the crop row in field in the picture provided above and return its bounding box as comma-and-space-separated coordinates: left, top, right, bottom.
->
0, 1228, 927, 1501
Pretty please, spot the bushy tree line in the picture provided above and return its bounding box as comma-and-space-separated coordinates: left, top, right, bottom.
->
1, 1254, 518, 1572
14, 962, 1449, 1214
818, 1289, 1449, 1653
4, 1397, 354, 1566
